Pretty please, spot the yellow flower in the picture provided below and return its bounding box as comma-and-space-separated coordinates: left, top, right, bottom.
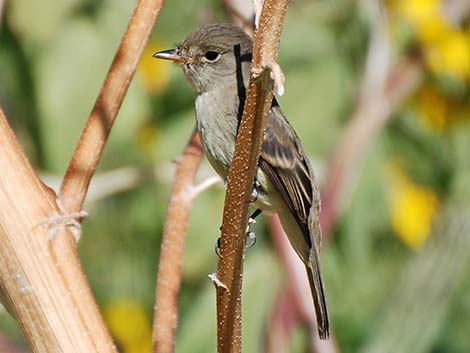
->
427, 30, 470, 79
126, 341, 153, 353
104, 299, 152, 353
415, 85, 450, 131
413, 84, 468, 131
417, 16, 451, 45
390, 0, 470, 80
394, 0, 441, 27
387, 163, 440, 249
138, 39, 172, 94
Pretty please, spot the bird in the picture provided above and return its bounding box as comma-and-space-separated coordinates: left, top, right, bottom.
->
153, 23, 329, 339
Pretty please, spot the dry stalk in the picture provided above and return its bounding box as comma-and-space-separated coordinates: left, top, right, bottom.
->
59, 0, 165, 213
222, 0, 255, 36
0, 0, 166, 352
152, 131, 204, 353
215, 0, 290, 352
0, 108, 117, 353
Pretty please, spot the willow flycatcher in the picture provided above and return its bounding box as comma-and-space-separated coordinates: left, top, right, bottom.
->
154, 23, 330, 339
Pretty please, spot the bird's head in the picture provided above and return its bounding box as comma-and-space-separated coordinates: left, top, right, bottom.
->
153, 23, 253, 93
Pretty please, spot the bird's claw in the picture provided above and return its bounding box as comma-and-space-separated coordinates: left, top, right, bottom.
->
215, 237, 222, 257
250, 180, 261, 203
214, 220, 257, 257
245, 231, 257, 248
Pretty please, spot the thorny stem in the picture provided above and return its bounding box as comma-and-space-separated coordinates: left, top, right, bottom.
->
215, 0, 290, 352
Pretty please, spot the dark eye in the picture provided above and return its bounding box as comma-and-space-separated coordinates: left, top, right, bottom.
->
204, 51, 220, 61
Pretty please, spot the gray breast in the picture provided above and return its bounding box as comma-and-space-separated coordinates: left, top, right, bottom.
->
195, 87, 240, 179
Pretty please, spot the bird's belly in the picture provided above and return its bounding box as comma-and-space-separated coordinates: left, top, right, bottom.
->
204, 141, 233, 180
195, 90, 279, 212
196, 90, 238, 179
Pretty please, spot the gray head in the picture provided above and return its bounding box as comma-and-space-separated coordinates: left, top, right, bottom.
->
153, 23, 253, 93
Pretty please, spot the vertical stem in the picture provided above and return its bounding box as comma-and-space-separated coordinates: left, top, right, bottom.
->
153, 131, 204, 353
216, 1, 290, 352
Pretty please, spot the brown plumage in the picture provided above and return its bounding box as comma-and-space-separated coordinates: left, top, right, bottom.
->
154, 23, 330, 339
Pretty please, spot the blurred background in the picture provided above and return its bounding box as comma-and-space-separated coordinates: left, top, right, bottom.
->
0, 0, 469, 352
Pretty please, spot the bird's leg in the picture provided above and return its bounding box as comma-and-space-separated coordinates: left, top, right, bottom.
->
250, 180, 261, 203
245, 208, 262, 248
215, 208, 263, 257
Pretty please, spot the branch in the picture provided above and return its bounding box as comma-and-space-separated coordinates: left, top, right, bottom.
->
152, 130, 204, 353
40, 164, 219, 204
59, 0, 165, 214
1, 1, 167, 351
222, 0, 255, 36
216, 1, 290, 352
0, 108, 117, 353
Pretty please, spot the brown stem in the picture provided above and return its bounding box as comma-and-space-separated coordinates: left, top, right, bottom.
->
215, 1, 290, 352
152, 130, 204, 353
59, 0, 165, 213
0, 108, 118, 353
222, 0, 255, 36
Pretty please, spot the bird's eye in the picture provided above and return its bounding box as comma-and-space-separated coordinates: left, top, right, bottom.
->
204, 51, 220, 61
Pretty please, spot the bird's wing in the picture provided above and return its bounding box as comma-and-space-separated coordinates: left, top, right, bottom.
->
259, 104, 322, 247
260, 104, 329, 339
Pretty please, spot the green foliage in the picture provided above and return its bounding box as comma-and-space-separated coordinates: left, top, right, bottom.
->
0, 0, 468, 352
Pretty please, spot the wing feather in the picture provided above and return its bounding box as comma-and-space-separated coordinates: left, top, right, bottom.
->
259, 102, 328, 339
259, 105, 321, 247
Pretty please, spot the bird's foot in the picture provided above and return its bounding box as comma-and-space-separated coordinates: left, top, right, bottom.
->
250, 180, 261, 203
214, 215, 259, 257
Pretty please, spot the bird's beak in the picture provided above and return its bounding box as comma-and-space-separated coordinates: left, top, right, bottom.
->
152, 49, 189, 63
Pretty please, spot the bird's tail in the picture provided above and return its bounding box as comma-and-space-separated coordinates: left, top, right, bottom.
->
306, 248, 330, 339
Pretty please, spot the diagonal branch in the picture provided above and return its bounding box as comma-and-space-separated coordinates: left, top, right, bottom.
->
152, 130, 204, 353
222, 0, 255, 36
59, 0, 165, 214
1, 1, 166, 352
215, 0, 290, 352
0, 107, 118, 353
